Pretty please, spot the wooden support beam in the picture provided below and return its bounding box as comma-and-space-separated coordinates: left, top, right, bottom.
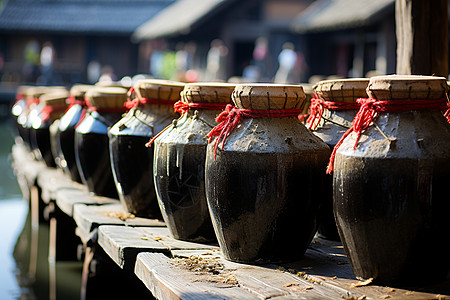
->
396, 0, 448, 77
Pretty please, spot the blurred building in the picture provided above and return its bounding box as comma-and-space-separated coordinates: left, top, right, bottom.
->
132, 0, 315, 83
291, 0, 396, 81
0, 0, 175, 86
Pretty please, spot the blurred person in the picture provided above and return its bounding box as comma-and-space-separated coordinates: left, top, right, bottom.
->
206, 39, 228, 81
87, 60, 101, 84
274, 42, 296, 84
252, 37, 269, 81
98, 65, 117, 83
22, 40, 40, 83
40, 41, 55, 85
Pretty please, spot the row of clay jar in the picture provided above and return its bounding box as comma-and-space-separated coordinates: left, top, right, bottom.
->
11, 75, 450, 286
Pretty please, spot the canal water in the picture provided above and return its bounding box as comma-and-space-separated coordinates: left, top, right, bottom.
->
0, 110, 82, 300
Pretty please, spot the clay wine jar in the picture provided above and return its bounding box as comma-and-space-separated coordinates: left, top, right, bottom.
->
205, 83, 331, 263
57, 84, 92, 183
307, 78, 369, 241
332, 75, 450, 285
153, 82, 235, 242
75, 86, 127, 198
30, 87, 69, 167
109, 79, 185, 218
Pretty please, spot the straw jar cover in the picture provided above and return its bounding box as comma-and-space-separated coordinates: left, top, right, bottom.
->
314, 78, 370, 102
40, 90, 70, 109
133, 79, 186, 101
180, 82, 236, 104
85, 86, 128, 109
69, 84, 92, 99
366, 75, 448, 100
232, 83, 306, 110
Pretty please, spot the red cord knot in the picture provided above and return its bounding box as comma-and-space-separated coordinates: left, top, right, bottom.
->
124, 97, 178, 110
206, 104, 303, 160
67, 95, 86, 111
146, 101, 228, 147
444, 102, 450, 123
306, 95, 360, 130
173, 101, 228, 115
327, 97, 448, 174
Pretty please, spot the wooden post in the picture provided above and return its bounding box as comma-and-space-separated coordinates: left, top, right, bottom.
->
396, 0, 448, 77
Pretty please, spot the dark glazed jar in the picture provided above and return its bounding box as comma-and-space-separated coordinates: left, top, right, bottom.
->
11, 85, 32, 144
57, 84, 91, 183
332, 75, 450, 285
109, 79, 185, 218
306, 78, 368, 241
75, 86, 128, 198
18, 86, 52, 153
205, 84, 331, 263
32, 90, 69, 168
153, 82, 235, 242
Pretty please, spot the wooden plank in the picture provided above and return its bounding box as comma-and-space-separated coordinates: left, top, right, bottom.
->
98, 226, 219, 271
139, 227, 219, 251
135, 252, 259, 300
37, 167, 79, 204
73, 202, 165, 234
396, 0, 448, 76
280, 238, 450, 300
55, 187, 116, 217
98, 226, 170, 270
11, 143, 47, 188
171, 250, 345, 299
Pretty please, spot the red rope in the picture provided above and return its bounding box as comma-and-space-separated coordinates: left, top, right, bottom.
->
306, 96, 360, 130
124, 98, 177, 110
173, 100, 228, 115
326, 97, 448, 174
444, 103, 450, 122
206, 104, 303, 160
145, 101, 228, 147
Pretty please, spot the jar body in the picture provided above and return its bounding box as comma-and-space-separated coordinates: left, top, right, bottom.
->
11, 99, 27, 143
58, 104, 84, 183
50, 119, 63, 169
153, 110, 218, 242
334, 110, 450, 284
109, 106, 176, 218
311, 109, 357, 241
205, 118, 330, 263
75, 111, 122, 198
30, 111, 56, 168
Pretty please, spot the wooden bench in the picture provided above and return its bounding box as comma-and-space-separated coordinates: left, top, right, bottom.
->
11, 143, 450, 299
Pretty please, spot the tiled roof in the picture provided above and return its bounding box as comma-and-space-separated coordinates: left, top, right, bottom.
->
0, 0, 175, 35
132, 0, 229, 41
291, 0, 395, 33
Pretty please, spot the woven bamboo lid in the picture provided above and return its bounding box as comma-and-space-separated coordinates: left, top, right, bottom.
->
85, 86, 128, 109
133, 79, 186, 101
181, 82, 236, 104
26, 86, 68, 104
232, 83, 306, 110
367, 75, 448, 100
70, 84, 92, 99
313, 78, 369, 103
40, 91, 70, 108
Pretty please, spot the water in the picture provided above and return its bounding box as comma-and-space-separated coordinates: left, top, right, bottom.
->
0, 114, 29, 299
0, 111, 83, 300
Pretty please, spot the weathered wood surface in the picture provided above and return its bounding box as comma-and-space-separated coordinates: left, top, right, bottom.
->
396, 0, 448, 76
11, 143, 47, 200
55, 188, 117, 217
136, 241, 450, 300
98, 225, 218, 270
37, 166, 83, 204
73, 202, 165, 234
